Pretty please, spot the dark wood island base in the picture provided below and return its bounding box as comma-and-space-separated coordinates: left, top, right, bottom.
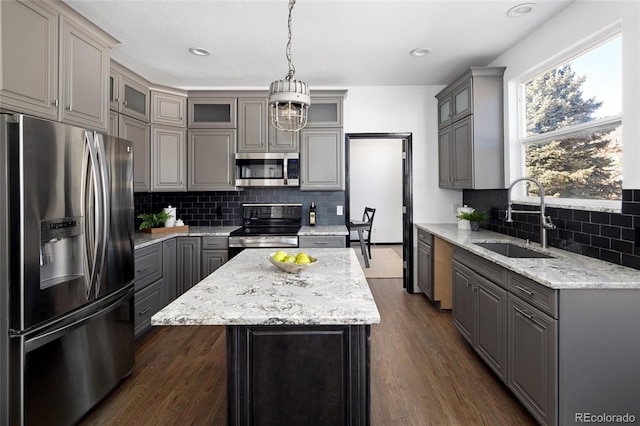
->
227, 324, 371, 426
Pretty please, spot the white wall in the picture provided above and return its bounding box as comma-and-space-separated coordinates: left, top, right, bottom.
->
350, 138, 403, 243
488, 0, 640, 188
343, 86, 462, 225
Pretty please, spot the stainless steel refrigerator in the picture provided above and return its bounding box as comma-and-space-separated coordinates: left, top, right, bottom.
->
0, 113, 135, 425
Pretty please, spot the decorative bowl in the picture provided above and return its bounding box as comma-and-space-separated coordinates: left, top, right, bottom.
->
268, 252, 318, 273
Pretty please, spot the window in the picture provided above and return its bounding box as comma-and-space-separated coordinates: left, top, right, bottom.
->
517, 33, 622, 205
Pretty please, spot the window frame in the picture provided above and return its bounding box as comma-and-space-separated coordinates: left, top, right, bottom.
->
512, 26, 623, 212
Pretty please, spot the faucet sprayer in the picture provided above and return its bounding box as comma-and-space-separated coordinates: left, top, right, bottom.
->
506, 177, 556, 249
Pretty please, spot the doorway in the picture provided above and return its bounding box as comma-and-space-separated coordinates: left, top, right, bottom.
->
345, 133, 413, 291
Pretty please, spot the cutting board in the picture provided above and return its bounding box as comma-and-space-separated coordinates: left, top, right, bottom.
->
142, 225, 189, 234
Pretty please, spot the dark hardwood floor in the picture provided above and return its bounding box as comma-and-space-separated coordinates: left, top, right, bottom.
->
81, 274, 535, 425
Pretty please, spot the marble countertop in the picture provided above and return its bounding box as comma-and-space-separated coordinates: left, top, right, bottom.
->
134, 226, 239, 249
298, 225, 349, 236
134, 225, 349, 249
416, 223, 640, 290
151, 248, 381, 326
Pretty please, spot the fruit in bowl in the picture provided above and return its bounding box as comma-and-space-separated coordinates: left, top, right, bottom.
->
268, 250, 317, 273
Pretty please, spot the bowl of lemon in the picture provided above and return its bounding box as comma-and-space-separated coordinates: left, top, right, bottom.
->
268, 250, 318, 273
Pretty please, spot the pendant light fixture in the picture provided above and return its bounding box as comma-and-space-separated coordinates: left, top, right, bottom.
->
268, 0, 310, 132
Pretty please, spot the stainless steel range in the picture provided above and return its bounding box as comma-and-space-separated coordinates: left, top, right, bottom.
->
228, 203, 302, 257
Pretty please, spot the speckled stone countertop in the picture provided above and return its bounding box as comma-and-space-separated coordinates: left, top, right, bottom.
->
416, 223, 640, 290
134, 226, 239, 249
134, 225, 349, 249
151, 248, 380, 326
298, 225, 349, 236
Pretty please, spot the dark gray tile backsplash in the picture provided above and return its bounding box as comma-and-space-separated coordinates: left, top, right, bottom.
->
463, 189, 640, 270
135, 188, 346, 228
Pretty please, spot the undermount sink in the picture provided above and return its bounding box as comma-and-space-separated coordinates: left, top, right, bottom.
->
474, 242, 554, 259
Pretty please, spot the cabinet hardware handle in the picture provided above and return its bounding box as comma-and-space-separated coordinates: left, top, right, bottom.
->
138, 307, 151, 316
136, 266, 149, 272
67, 104, 73, 112
124, 100, 128, 107
515, 285, 534, 296
314, 241, 329, 245
52, 99, 59, 107
514, 306, 534, 320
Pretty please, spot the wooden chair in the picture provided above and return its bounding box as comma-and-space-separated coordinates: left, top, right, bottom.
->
349, 207, 376, 268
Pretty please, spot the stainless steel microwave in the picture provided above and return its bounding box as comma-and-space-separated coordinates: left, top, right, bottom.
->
235, 152, 300, 187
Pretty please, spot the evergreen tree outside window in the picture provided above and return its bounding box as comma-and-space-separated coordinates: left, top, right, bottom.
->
518, 34, 622, 203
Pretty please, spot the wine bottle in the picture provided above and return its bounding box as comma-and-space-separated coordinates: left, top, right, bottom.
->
309, 202, 316, 226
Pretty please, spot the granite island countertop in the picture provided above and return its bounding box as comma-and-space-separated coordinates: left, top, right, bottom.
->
416, 223, 640, 290
151, 248, 380, 326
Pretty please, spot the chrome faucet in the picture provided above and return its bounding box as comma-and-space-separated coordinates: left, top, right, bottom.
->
505, 177, 556, 249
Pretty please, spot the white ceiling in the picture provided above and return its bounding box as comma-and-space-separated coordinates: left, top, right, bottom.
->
63, 0, 574, 90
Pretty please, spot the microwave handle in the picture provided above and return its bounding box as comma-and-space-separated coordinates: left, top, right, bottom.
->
284, 158, 288, 185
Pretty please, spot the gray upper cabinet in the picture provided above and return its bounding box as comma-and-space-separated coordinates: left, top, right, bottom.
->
110, 65, 150, 122
268, 124, 299, 152
60, 16, 110, 131
187, 129, 237, 191
0, 0, 115, 131
307, 94, 344, 127
151, 125, 187, 192
436, 67, 505, 190
151, 89, 186, 127
108, 110, 118, 136
119, 115, 150, 192
299, 128, 344, 191
237, 98, 268, 152
438, 79, 472, 128
0, 0, 59, 120
187, 96, 237, 128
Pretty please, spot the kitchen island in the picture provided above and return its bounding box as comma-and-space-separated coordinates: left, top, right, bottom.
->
152, 248, 380, 425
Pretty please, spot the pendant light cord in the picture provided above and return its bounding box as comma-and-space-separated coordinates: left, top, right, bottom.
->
285, 0, 296, 80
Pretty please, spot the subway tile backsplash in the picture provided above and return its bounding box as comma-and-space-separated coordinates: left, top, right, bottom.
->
463, 189, 640, 270
134, 188, 346, 228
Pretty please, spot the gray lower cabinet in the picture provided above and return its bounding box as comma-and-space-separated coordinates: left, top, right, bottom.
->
201, 236, 229, 277
508, 293, 557, 426
177, 237, 202, 296
187, 129, 237, 191
299, 128, 343, 191
162, 238, 177, 306
298, 235, 346, 248
453, 247, 557, 425
134, 243, 164, 337
416, 232, 433, 298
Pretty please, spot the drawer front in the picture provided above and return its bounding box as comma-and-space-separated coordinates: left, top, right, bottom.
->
134, 244, 163, 291
299, 235, 346, 248
202, 236, 229, 250
508, 273, 558, 319
134, 279, 162, 337
454, 247, 507, 288
417, 229, 433, 246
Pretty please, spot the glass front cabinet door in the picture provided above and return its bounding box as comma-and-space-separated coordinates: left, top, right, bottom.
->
188, 98, 237, 128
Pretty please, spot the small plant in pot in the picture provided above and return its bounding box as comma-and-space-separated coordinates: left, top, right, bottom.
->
456, 210, 489, 231
137, 211, 172, 231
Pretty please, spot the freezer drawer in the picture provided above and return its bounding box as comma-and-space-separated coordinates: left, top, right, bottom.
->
14, 287, 134, 426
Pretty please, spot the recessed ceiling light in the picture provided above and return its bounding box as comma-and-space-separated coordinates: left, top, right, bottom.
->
507, 3, 537, 17
189, 47, 211, 56
410, 47, 432, 57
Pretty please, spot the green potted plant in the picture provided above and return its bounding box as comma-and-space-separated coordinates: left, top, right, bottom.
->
456, 210, 489, 231
137, 210, 172, 232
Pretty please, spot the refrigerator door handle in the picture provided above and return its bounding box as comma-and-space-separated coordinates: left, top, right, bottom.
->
93, 132, 110, 296
22, 288, 132, 353
82, 131, 102, 299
